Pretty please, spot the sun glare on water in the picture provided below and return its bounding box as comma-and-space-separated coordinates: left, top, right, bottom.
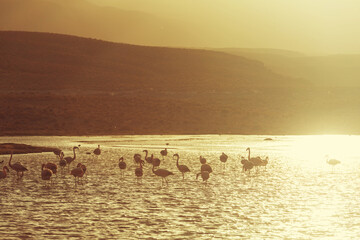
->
288, 135, 359, 169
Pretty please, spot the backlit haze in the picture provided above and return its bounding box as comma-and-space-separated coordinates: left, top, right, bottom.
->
89, 0, 360, 54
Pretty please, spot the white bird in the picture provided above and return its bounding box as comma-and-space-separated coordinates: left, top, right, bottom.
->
326, 155, 340, 169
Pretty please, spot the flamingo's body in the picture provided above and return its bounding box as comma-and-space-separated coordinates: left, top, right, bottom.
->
0, 166, 9, 179
134, 153, 143, 164
118, 157, 126, 177
160, 148, 168, 159
326, 156, 341, 168
201, 163, 212, 174
151, 154, 161, 168
152, 165, 173, 185
8, 153, 27, 178
260, 157, 269, 169
41, 164, 53, 182
93, 145, 101, 156
143, 150, 152, 164
174, 153, 190, 179
135, 161, 143, 182
71, 163, 85, 185
196, 171, 210, 183
220, 152, 228, 163
44, 162, 57, 176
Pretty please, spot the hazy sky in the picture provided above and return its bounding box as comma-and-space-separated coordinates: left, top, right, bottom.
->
89, 0, 360, 54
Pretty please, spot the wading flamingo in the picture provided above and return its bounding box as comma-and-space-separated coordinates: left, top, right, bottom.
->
173, 153, 190, 180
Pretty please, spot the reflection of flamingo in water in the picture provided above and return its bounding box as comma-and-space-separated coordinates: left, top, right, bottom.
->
152, 164, 173, 186
118, 157, 126, 178
173, 153, 190, 180
8, 153, 28, 178
0, 166, 9, 179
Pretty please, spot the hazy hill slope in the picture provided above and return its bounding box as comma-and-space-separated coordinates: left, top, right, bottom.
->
220, 48, 360, 87
0, 0, 198, 47
0, 31, 300, 91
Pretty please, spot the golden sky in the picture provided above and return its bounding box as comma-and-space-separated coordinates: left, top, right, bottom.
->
89, 0, 360, 54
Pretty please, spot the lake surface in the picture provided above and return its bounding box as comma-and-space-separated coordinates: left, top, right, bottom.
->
1, 135, 360, 239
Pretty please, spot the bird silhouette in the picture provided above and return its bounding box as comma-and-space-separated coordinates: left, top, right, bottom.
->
173, 153, 190, 180
58, 151, 66, 173
8, 153, 28, 178
71, 163, 85, 185
196, 171, 210, 184
118, 157, 126, 178
93, 145, 101, 156
326, 155, 340, 170
220, 152, 228, 170
260, 156, 269, 169
160, 148, 168, 159
0, 166, 9, 179
133, 153, 143, 164
65, 146, 79, 170
142, 150, 153, 164
41, 164, 53, 185
44, 162, 57, 177
151, 154, 161, 168
200, 161, 213, 174
246, 148, 262, 171
152, 164, 173, 186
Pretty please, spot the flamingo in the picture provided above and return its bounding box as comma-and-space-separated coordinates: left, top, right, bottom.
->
173, 153, 190, 180
118, 157, 126, 178
41, 164, 53, 185
242, 159, 254, 174
135, 161, 143, 183
134, 153, 143, 164
160, 148, 168, 160
0, 166, 9, 179
260, 156, 269, 169
196, 171, 210, 184
152, 164, 173, 186
44, 162, 57, 177
326, 155, 340, 170
93, 145, 101, 156
59, 151, 66, 173
201, 162, 212, 174
246, 148, 262, 170
71, 163, 85, 185
142, 150, 153, 164
65, 146, 79, 170
220, 152, 228, 170
8, 153, 28, 178
151, 154, 161, 168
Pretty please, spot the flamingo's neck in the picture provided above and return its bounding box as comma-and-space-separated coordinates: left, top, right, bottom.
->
8, 153, 13, 167
73, 148, 77, 160
247, 149, 250, 160
176, 155, 179, 167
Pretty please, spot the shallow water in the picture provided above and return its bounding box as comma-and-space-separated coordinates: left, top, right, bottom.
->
1, 135, 360, 239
